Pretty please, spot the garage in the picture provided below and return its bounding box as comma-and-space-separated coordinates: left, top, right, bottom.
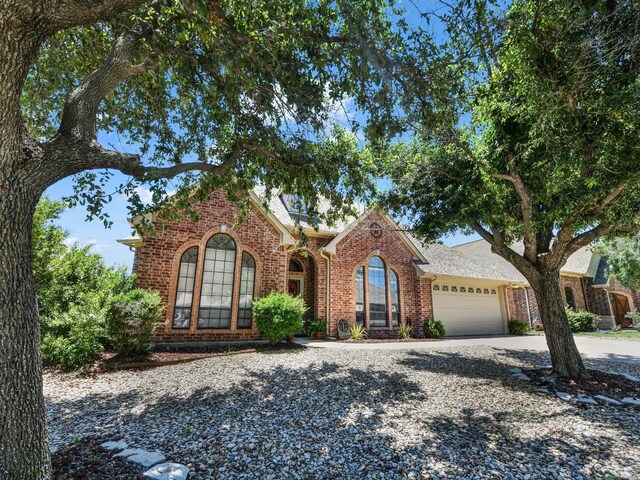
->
431, 282, 505, 336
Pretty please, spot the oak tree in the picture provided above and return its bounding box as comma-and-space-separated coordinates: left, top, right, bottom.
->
383, 0, 640, 378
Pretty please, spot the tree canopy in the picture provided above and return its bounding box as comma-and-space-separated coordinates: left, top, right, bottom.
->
595, 237, 640, 289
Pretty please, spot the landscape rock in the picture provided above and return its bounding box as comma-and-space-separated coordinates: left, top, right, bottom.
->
127, 450, 166, 467
575, 394, 597, 405
594, 395, 622, 406
144, 462, 189, 479
556, 392, 573, 401
113, 448, 148, 458
512, 373, 530, 381
620, 397, 640, 406
101, 440, 128, 451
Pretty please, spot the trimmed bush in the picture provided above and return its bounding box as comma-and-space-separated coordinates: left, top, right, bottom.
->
105, 288, 164, 356
566, 309, 600, 333
625, 311, 640, 331
41, 304, 105, 370
253, 292, 306, 343
423, 319, 446, 338
508, 319, 530, 335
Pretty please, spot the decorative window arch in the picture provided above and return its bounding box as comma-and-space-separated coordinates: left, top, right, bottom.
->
564, 286, 576, 310
353, 257, 403, 328
355, 266, 365, 325
237, 252, 256, 329
289, 259, 304, 272
390, 270, 400, 327
368, 256, 388, 327
173, 247, 198, 329
198, 233, 236, 329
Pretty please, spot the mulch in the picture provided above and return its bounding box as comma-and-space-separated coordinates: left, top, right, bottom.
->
88, 341, 304, 374
526, 368, 640, 400
52, 438, 146, 480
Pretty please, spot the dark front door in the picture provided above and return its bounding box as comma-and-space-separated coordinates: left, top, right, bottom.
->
610, 293, 631, 327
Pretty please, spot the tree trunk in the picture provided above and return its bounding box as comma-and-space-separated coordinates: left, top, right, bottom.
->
0, 175, 51, 478
532, 271, 588, 379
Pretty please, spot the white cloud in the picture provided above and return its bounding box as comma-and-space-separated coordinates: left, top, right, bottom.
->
62, 236, 79, 247
133, 186, 154, 204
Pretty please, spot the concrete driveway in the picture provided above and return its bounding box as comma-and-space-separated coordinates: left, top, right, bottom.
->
296, 335, 640, 364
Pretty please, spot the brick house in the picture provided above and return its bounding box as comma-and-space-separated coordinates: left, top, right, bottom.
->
118, 189, 638, 341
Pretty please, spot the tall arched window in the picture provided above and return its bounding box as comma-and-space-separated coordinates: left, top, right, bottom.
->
173, 247, 198, 329
564, 286, 576, 310
199, 234, 236, 329
355, 266, 365, 325
237, 252, 256, 329
390, 270, 400, 327
368, 256, 388, 327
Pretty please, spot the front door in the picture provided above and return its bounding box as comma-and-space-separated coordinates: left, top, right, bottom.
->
288, 276, 305, 334
610, 293, 631, 327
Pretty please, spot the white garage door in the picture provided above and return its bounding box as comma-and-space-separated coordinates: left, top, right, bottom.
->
432, 283, 504, 336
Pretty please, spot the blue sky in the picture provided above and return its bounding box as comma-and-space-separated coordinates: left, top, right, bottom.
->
42, 1, 480, 270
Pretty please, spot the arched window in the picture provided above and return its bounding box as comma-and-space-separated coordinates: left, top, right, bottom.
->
199, 234, 236, 329
368, 256, 388, 327
237, 252, 256, 329
355, 266, 365, 325
289, 259, 304, 272
565, 286, 576, 310
173, 247, 198, 329
390, 270, 400, 327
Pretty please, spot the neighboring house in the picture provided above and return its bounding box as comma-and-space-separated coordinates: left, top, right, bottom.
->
118, 189, 639, 341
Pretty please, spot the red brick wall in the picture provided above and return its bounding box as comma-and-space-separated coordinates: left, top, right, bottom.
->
327, 213, 427, 338
134, 190, 287, 342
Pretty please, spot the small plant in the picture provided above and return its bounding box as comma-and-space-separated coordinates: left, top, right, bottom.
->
253, 292, 306, 343
398, 323, 412, 339
105, 288, 165, 356
349, 323, 368, 341
423, 319, 446, 338
609, 324, 622, 333
625, 311, 640, 331
508, 319, 531, 335
565, 309, 600, 333
307, 318, 327, 337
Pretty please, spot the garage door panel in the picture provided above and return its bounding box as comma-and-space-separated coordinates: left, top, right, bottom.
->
432, 283, 504, 336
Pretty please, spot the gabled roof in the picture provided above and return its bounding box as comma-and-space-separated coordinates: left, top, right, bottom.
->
409, 236, 525, 283
253, 186, 364, 236
451, 239, 600, 281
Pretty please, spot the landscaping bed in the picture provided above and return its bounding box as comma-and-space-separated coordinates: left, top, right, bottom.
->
52, 437, 146, 480
88, 342, 304, 373
526, 367, 640, 402
337, 338, 443, 343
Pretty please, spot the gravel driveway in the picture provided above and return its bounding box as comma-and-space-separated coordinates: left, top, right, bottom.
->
45, 345, 640, 480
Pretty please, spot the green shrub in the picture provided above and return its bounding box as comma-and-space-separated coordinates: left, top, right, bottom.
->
508, 319, 531, 335
625, 311, 640, 331
609, 324, 622, 333
349, 323, 367, 341
306, 318, 327, 337
398, 323, 412, 339
105, 289, 164, 356
566, 309, 600, 333
423, 319, 446, 338
253, 292, 306, 343
41, 305, 105, 370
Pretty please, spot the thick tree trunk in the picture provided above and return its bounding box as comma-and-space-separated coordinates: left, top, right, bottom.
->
532, 271, 588, 379
0, 174, 50, 478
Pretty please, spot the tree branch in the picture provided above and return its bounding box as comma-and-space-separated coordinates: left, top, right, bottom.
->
471, 220, 533, 279
48, 0, 148, 31
57, 27, 153, 143
555, 224, 612, 269
491, 153, 536, 261
45, 138, 246, 181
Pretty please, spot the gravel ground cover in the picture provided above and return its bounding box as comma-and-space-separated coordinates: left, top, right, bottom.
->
45, 345, 640, 480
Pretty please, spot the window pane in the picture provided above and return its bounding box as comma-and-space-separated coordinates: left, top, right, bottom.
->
237, 252, 256, 329
390, 270, 400, 327
565, 287, 576, 310
368, 256, 387, 327
355, 266, 365, 325
173, 247, 198, 329
199, 234, 236, 328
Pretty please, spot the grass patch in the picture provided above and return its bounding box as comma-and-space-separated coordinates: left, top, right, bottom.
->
574, 330, 640, 340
